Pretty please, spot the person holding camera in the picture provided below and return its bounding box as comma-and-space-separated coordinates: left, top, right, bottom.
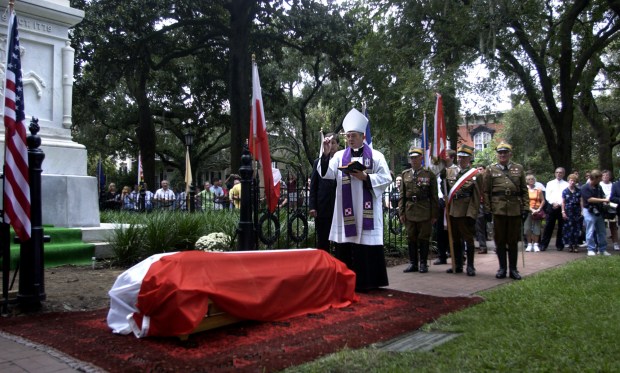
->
581, 169, 612, 256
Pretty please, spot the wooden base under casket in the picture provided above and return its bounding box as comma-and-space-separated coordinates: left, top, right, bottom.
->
178, 300, 243, 340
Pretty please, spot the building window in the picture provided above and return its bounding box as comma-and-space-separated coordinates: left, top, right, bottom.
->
473, 132, 492, 151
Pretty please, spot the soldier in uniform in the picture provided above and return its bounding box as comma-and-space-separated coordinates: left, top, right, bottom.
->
434, 150, 457, 265
399, 147, 438, 273
445, 145, 482, 276
483, 142, 530, 280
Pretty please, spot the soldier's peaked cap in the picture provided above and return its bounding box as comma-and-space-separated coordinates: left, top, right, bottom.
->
457, 144, 474, 157
496, 142, 512, 152
408, 146, 424, 157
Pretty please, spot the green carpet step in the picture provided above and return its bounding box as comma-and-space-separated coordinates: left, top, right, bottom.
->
1, 227, 95, 269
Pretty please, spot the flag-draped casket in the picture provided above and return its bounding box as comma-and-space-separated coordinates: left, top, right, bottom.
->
108, 249, 358, 338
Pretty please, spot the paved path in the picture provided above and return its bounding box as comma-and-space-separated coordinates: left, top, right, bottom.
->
387, 240, 587, 297
0, 240, 609, 372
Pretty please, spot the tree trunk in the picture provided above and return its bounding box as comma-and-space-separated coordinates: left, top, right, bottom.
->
580, 90, 614, 174
228, 1, 253, 174
126, 62, 157, 191
136, 90, 157, 191
443, 85, 458, 150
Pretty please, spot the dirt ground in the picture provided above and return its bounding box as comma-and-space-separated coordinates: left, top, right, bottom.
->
10, 255, 407, 314
40, 262, 125, 313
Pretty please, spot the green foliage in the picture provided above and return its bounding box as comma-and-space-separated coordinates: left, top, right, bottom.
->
106, 210, 242, 264
108, 224, 145, 267
287, 256, 620, 372
494, 104, 600, 181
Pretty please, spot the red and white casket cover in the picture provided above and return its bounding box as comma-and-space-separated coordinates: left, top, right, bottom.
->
107, 249, 358, 338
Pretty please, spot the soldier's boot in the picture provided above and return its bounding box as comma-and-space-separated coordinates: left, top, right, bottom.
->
495, 247, 507, 279
508, 248, 521, 280
419, 241, 429, 273
447, 243, 464, 273
403, 242, 419, 273
466, 248, 476, 276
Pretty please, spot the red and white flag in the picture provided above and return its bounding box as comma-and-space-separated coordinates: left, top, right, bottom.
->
3, 12, 30, 241
137, 152, 144, 184
433, 93, 447, 160
249, 60, 279, 213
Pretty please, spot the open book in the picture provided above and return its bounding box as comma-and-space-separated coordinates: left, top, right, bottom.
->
338, 161, 367, 173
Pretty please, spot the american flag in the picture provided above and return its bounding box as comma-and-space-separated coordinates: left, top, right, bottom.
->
3, 12, 30, 241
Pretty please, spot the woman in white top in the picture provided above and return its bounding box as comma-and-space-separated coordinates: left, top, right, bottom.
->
600, 170, 618, 250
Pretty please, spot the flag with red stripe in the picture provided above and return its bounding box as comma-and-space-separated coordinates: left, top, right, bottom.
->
137, 153, 144, 184
3, 12, 30, 241
248, 60, 279, 213
433, 93, 447, 160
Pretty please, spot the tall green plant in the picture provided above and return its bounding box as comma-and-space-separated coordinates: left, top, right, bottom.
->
108, 223, 145, 266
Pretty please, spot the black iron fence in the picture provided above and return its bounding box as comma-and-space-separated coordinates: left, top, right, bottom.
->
99, 175, 407, 253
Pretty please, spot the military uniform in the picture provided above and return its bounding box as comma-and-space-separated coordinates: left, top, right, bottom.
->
445, 145, 482, 276
483, 142, 529, 280
434, 161, 457, 265
399, 147, 438, 273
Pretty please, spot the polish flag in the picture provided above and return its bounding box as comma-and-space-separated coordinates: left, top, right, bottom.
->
249, 60, 279, 213
433, 93, 447, 160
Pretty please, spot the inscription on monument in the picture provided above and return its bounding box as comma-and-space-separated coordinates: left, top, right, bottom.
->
1, 14, 53, 34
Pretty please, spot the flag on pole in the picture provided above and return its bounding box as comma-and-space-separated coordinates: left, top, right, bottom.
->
137, 153, 144, 184
421, 114, 431, 167
362, 105, 372, 149
184, 147, 192, 194
433, 93, 447, 160
97, 157, 106, 194
3, 11, 30, 241
318, 130, 325, 158
248, 59, 280, 213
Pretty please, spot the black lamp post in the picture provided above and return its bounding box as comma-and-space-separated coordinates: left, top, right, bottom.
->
184, 131, 194, 148
184, 131, 195, 212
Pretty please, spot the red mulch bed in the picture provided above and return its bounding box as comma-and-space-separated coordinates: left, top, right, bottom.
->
0, 289, 482, 372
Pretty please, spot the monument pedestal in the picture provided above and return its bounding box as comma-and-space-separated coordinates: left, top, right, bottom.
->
0, 1, 95, 228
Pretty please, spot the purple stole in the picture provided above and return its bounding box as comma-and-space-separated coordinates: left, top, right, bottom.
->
341, 146, 374, 237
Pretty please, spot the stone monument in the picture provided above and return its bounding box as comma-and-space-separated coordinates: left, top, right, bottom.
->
0, 0, 97, 227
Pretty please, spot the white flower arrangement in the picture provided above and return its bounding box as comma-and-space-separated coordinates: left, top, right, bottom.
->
195, 232, 232, 252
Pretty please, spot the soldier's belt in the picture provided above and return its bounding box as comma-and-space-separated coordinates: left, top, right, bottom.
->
453, 192, 472, 200
409, 194, 429, 202
492, 190, 519, 197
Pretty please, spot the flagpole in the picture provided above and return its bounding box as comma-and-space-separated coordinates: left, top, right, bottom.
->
2, 0, 15, 208
250, 54, 258, 182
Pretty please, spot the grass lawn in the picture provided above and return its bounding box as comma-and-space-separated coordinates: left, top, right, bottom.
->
286, 255, 620, 372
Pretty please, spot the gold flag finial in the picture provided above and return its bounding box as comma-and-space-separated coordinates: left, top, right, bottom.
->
252, 53, 256, 62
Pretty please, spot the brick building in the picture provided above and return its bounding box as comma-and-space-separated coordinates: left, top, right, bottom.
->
456, 112, 504, 152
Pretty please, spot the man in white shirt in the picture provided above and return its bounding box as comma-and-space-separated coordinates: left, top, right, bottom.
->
540, 167, 569, 250
154, 180, 175, 210
210, 179, 225, 210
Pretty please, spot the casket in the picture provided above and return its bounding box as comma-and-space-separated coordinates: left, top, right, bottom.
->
108, 249, 358, 338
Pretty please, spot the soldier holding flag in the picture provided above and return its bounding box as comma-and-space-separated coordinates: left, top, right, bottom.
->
445, 145, 481, 276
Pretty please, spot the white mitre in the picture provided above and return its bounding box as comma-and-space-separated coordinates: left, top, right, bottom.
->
342, 108, 368, 133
